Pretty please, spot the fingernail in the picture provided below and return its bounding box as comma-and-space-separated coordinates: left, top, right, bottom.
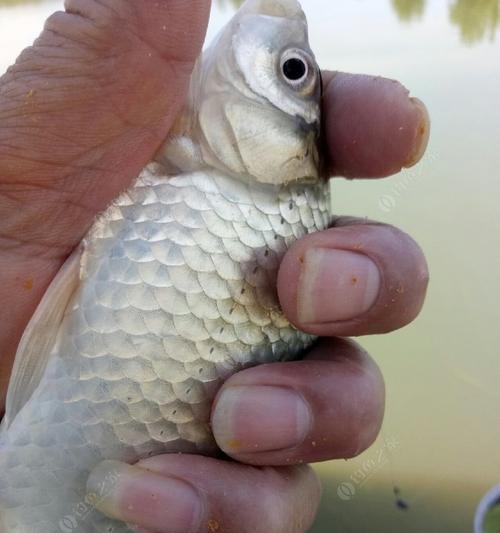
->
297, 248, 380, 324
212, 386, 312, 454
87, 460, 203, 533
404, 97, 430, 168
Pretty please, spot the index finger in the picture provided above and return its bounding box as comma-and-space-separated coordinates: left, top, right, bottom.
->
322, 71, 430, 178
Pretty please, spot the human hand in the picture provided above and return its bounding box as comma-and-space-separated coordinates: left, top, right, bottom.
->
0, 1, 429, 532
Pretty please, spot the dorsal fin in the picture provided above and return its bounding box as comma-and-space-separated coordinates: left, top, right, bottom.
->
3, 248, 82, 429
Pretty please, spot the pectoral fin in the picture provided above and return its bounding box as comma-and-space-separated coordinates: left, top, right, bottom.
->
3, 247, 82, 429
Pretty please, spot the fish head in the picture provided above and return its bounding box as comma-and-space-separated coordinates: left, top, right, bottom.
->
196, 0, 322, 186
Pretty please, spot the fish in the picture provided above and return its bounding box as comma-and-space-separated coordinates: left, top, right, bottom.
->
0, 0, 330, 531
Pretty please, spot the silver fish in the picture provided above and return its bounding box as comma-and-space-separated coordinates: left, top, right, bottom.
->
0, 0, 330, 531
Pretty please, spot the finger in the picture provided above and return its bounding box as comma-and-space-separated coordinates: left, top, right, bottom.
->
87, 457, 321, 533
0, 0, 210, 407
278, 218, 429, 337
211, 338, 384, 466
322, 71, 430, 178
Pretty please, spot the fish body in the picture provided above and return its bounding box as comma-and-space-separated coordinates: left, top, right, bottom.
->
0, 1, 330, 532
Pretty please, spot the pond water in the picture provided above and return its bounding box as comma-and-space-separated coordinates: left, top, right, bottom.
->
0, 1, 499, 532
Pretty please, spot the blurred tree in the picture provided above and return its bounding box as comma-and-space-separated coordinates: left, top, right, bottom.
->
391, 0, 426, 22
0, 0, 40, 5
484, 503, 500, 533
218, 0, 245, 9
450, 0, 500, 44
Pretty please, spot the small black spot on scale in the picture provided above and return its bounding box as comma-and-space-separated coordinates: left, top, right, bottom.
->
253, 266, 258, 274
264, 249, 269, 257
186, 388, 191, 395
210, 347, 215, 354
160, 430, 164, 435
127, 397, 132, 402
274, 234, 279, 240
280, 217, 285, 225
219, 327, 224, 334
199, 367, 203, 374
172, 410, 177, 415
289, 201, 294, 210
229, 307, 235, 315
241, 287, 246, 294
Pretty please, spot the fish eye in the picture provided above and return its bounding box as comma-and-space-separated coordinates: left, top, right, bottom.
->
282, 57, 307, 82
280, 49, 316, 94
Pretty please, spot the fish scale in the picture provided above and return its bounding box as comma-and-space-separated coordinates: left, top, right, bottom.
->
0, 164, 329, 532
0, 0, 330, 530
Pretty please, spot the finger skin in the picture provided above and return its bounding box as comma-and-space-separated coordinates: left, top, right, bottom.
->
0, 0, 210, 410
278, 220, 430, 337
323, 72, 430, 178
212, 338, 385, 466
93, 456, 322, 533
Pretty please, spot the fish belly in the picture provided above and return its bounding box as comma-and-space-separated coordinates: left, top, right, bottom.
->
0, 165, 330, 532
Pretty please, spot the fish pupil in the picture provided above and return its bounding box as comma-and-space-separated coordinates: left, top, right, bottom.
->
283, 58, 307, 81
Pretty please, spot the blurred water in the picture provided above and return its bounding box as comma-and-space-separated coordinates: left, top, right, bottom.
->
0, 1, 499, 532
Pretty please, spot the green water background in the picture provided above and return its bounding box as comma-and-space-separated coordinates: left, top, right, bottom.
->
0, 1, 499, 531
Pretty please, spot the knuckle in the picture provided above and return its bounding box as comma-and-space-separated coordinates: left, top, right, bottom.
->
63, 0, 129, 34
43, 3, 138, 57
43, 10, 105, 48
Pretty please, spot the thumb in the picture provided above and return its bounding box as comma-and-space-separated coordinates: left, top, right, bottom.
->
0, 0, 210, 252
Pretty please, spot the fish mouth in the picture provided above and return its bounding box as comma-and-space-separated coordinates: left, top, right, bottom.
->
294, 114, 331, 182
294, 114, 320, 136
293, 115, 322, 179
